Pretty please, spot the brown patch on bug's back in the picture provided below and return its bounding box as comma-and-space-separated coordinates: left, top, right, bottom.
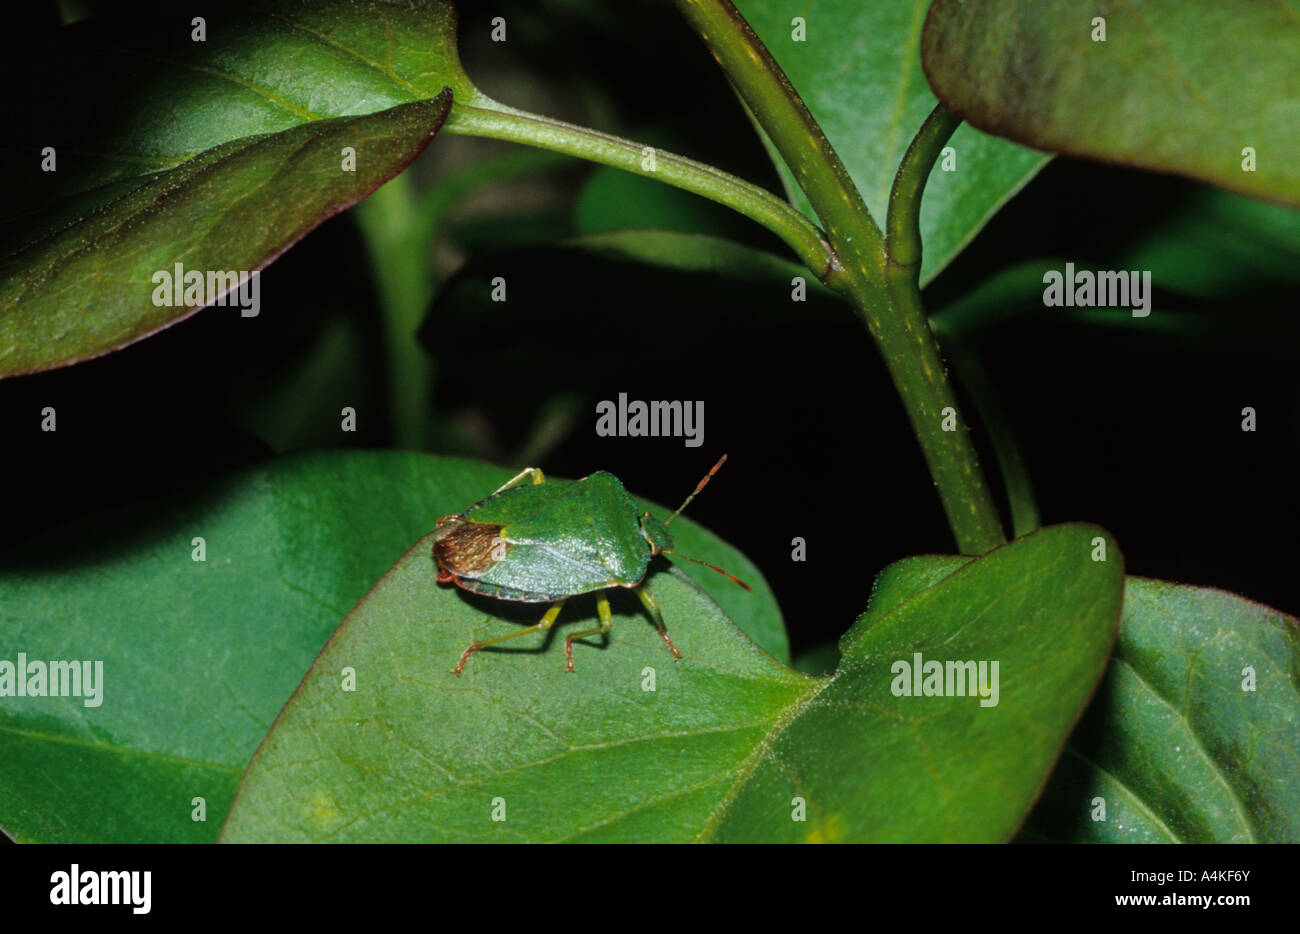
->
433, 521, 509, 578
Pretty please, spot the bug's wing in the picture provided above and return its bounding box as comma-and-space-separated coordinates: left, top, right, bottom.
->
460, 479, 577, 524
477, 540, 619, 598
497, 473, 650, 586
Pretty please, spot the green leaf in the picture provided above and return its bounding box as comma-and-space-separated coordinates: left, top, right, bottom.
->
847, 555, 1300, 843
734, 0, 1048, 285
0, 0, 474, 378
1115, 187, 1300, 300
0, 451, 784, 842
2, 97, 451, 379
1023, 579, 1300, 843
220, 523, 1120, 842
922, 0, 1300, 208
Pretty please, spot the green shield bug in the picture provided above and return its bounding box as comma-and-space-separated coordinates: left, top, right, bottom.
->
433, 454, 750, 674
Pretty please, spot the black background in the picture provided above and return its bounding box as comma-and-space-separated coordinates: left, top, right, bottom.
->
0, 841, 1286, 919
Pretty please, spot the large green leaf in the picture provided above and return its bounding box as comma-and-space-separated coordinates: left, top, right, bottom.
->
1, 96, 451, 378
734, 0, 1049, 285
1114, 187, 1300, 300
220, 523, 1121, 842
0, 0, 476, 378
848, 554, 1300, 843
0, 451, 783, 842
922, 0, 1300, 207
1023, 579, 1300, 843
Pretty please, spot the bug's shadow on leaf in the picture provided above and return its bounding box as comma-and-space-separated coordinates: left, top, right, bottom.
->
439, 578, 664, 656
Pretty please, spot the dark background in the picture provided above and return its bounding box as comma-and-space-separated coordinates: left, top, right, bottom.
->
3, 0, 1297, 664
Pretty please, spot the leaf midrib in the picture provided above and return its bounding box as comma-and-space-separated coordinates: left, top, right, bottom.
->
693, 672, 831, 842
1063, 744, 1181, 842
1112, 655, 1256, 842
267, 10, 427, 99
0, 720, 242, 775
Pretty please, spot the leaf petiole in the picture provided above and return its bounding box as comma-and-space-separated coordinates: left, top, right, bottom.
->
444, 101, 837, 280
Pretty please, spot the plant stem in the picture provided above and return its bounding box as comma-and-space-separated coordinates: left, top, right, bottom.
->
673, 0, 1004, 552
444, 102, 836, 279
877, 265, 1005, 551
882, 102, 1006, 549
887, 104, 963, 268
671, 0, 885, 268
355, 175, 434, 450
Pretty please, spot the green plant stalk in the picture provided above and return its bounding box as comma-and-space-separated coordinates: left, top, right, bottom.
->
444, 103, 836, 278
672, 0, 1004, 552
671, 0, 887, 263
355, 174, 432, 450
875, 264, 1005, 551
887, 104, 963, 268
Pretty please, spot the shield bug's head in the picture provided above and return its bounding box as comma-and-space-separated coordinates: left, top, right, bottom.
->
650, 455, 752, 593
638, 511, 674, 555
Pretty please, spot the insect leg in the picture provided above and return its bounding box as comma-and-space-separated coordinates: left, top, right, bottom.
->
492, 466, 546, 495
563, 592, 614, 673
636, 586, 682, 661
452, 600, 565, 675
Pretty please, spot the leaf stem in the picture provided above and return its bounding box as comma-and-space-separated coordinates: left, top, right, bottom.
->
444, 102, 836, 278
887, 103, 962, 269
670, 0, 886, 270
878, 264, 1006, 551
673, 0, 1004, 552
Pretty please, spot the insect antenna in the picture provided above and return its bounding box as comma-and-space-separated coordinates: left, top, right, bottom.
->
664, 454, 729, 525
662, 548, 753, 592
660, 454, 751, 592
